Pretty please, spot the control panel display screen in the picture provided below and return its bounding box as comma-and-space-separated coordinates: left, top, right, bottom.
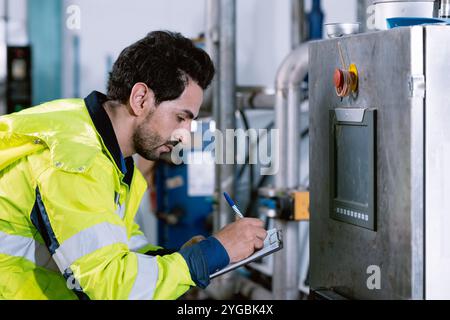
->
330, 109, 376, 231
335, 124, 369, 206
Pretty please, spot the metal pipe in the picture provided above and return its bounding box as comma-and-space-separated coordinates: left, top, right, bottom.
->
286, 89, 300, 188
291, 0, 305, 49
234, 275, 273, 300
236, 86, 275, 110
286, 45, 309, 188
273, 43, 309, 300
204, 0, 220, 115
206, 273, 272, 300
439, 0, 450, 18
274, 43, 309, 190
218, 0, 239, 295
4, 0, 8, 44
202, 0, 237, 299
274, 88, 287, 188
217, 0, 236, 231
206, 0, 222, 233
357, 0, 373, 33
273, 219, 301, 299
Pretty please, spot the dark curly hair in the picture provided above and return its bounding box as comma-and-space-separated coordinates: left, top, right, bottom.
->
107, 30, 215, 105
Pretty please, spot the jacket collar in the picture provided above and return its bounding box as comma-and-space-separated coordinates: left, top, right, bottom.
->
84, 91, 134, 185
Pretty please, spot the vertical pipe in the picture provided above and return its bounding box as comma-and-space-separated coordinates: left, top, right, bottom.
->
274, 89, 287, 189
357, 0, 373, 33
4, 0, 8, 44
274, 87, 301, 300
308, 0, 324, 40
291, 0, 305, 49
217, 0, 236, 229
439, 0, 450, 18
73, 35, 80, 98
273, 44, 309, 300
206, 0, 220, 113
286, 88, 300, 188
203, 0, 237, 299
206, 0, 223, 233
273, 219, 300, 299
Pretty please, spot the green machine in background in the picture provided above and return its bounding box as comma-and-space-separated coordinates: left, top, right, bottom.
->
27, 0, 62, 108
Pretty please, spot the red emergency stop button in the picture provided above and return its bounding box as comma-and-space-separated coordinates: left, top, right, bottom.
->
334, 68, 344, 88
333, 64, 358, 97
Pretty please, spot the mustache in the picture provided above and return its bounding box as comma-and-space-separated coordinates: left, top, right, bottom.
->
154, 140, 180, 149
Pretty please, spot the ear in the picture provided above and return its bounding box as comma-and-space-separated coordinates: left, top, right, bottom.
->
128, 83, 155, 117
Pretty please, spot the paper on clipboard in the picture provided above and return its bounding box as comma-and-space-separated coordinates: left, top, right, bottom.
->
210, 228, 283, 279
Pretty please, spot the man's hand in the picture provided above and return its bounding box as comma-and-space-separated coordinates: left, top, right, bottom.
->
214, 218, 267, 263
181, 235, 206, 249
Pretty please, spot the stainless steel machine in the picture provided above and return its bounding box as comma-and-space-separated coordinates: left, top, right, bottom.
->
309, 25, 450, 299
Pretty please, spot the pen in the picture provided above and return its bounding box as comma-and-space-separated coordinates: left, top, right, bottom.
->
223, 192, 244, 219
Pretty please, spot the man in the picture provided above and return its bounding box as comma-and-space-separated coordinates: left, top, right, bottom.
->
0, 31, 267, 300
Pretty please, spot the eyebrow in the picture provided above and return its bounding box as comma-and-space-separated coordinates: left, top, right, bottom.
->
180, 109, 198, 120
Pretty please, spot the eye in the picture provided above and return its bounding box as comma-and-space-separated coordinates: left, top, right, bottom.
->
177, 115, 186, 123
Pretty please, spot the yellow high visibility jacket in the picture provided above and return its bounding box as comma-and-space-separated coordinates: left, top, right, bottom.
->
0, 95, 197, 300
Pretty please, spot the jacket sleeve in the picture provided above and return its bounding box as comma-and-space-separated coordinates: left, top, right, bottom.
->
32, 158, 196, 300
129, 221, 162, 254
129, 222, 181, 257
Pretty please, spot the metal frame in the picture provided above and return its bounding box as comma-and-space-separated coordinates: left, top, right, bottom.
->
309, 26, 427, 299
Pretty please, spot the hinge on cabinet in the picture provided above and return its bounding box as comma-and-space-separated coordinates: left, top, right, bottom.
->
409, 74, 425, 98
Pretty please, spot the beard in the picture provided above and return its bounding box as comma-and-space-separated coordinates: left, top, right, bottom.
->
133, 120, 168, 161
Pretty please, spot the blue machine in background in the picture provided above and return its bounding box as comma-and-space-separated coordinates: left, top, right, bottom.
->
155, 121, 215, 249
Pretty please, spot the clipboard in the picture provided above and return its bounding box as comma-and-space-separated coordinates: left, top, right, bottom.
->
210, 228, 283, 279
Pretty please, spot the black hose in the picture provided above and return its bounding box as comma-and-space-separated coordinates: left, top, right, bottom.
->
244, 126, 309, 217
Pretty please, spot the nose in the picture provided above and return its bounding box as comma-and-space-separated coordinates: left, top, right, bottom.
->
171, 127, 191, 146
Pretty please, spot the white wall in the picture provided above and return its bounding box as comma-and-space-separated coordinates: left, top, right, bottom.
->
63, 0, 207, 98
236, 0, 290, 86
62, 0, 293, 97
0, 0, 28, 45
62, 0, 359, 97
305, 0, 357, 25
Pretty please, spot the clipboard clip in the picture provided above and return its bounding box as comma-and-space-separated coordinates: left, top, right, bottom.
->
275, 230, 283, 248
269, 229, 283, 246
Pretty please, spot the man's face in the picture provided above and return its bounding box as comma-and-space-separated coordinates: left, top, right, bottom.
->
133, 80, 203, 161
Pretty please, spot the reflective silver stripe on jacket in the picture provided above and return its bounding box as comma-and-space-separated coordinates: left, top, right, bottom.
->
52, 222, 128, 272
128, 253, 159, 300
0, 230, 59, 272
